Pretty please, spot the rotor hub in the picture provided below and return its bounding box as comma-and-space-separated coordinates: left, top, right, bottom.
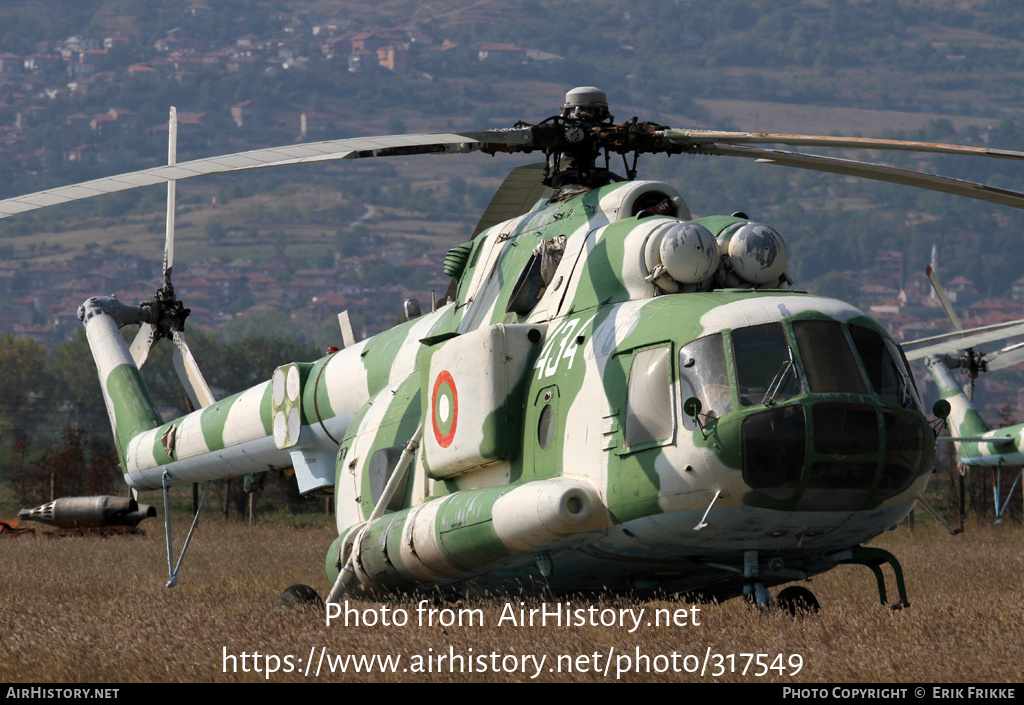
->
561, 86, 611, 122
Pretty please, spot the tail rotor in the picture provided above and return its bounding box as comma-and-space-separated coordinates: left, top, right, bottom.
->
128, 107, 214, 409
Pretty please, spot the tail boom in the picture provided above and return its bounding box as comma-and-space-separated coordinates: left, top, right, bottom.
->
926, 355, 1024, 465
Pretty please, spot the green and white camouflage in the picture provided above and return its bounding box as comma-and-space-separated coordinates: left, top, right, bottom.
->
926, 356, 1024, 466
77, 176, 934, 605
34, 86, 1024, 606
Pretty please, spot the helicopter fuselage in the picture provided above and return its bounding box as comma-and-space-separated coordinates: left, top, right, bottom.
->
80, 178, 933, 600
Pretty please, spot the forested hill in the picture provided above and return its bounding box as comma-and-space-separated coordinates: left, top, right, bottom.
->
2, 0, 1024, 326
5, 0, 1024, 435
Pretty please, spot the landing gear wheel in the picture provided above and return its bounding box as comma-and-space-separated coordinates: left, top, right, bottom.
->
279, 584, 325, 611
775, 585, 820, 616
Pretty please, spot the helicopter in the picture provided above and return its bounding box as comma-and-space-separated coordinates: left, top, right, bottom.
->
902, 267, 1024, 527
9, 86, 1024, 611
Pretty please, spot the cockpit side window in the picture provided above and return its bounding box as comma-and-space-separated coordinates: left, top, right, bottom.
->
624, 345, 674, 448
679, 334, 732, 419
732, 323, 800, 407
792, 320, 868, 395
848, 324, 920, 409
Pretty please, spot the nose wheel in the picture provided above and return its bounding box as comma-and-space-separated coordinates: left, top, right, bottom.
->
741, 550, 822, 613
775, 585, 821, 615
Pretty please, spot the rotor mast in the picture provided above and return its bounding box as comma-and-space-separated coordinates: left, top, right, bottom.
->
517, 86, 671, 190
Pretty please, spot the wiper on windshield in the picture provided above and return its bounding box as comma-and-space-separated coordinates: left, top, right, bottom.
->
761, 350, 796, 407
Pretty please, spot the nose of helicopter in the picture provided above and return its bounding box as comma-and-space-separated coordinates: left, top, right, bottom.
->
672, 305, 934, 514
735, 397, 930, 511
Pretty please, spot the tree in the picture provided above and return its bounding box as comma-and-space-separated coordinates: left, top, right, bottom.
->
0, 333, 48, 437
50, 331, 107, 429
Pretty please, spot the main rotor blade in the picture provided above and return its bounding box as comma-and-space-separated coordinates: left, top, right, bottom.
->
902, 319, 1024, 360
171, 330, 215, 409
470, 162, 549, 239
661, 129, 1024, 162
0, 129, 535, 220
705, 144, 1024, 211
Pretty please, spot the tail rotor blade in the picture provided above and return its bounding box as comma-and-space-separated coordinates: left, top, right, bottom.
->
985, 342, 1024, 371
171, 330, 215, 409
163, 107, 177, 285
129, 323, 159, 368
926, 265, 963, 332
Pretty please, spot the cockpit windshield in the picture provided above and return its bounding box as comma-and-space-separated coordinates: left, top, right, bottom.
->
727, 319, 920, 409
848, 324, 920, 410
791, 320, 868, 394
732, 323, 800, 407
680, 319, 920, 416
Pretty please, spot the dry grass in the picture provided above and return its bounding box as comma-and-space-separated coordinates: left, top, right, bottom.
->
1, 518, 1021, 683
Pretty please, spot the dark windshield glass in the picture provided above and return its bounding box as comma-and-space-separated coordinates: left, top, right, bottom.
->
792, 320, 868, 394
848, 324, 918, 409
732, 323, 800, 407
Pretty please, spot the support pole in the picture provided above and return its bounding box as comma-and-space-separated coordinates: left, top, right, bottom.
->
327, 423, 423, 603
162, 470, 212, 588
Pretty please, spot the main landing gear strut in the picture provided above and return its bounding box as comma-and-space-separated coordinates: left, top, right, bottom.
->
739, 545, 910, 612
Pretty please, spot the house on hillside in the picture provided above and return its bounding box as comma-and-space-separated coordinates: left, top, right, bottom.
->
0, 53, 22, 73
90, 108, 137, 134
350, 32, 400, 54
477, 43, 526, 63
377, 44, 408, 72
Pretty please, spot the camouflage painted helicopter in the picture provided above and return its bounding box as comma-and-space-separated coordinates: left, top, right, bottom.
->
903, 267, 1024, 527
9, 87, 1024, 610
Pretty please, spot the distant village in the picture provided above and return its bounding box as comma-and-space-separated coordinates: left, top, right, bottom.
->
0, 6, 561, 170
0, 237, 456, 347
0, 9, 554, 341
1, 6, 1023, 422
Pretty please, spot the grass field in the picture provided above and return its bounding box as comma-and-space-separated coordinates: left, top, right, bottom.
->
1, 515, 1021, 683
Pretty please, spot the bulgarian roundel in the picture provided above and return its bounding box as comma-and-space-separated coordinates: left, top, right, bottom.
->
431, 370, 458, 448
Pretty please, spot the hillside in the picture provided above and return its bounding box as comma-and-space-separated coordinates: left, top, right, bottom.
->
2, 1, 1024, 352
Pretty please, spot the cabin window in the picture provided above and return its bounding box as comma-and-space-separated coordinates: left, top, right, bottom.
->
537, 404, 555, 450
507, 236, 566, 316
812, 403, 879, 455
507, 254, 545, 315
876, 409, 926, 500
624, 345, 674, 447
797, 461, 877, 511
679, 333, 732, 418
